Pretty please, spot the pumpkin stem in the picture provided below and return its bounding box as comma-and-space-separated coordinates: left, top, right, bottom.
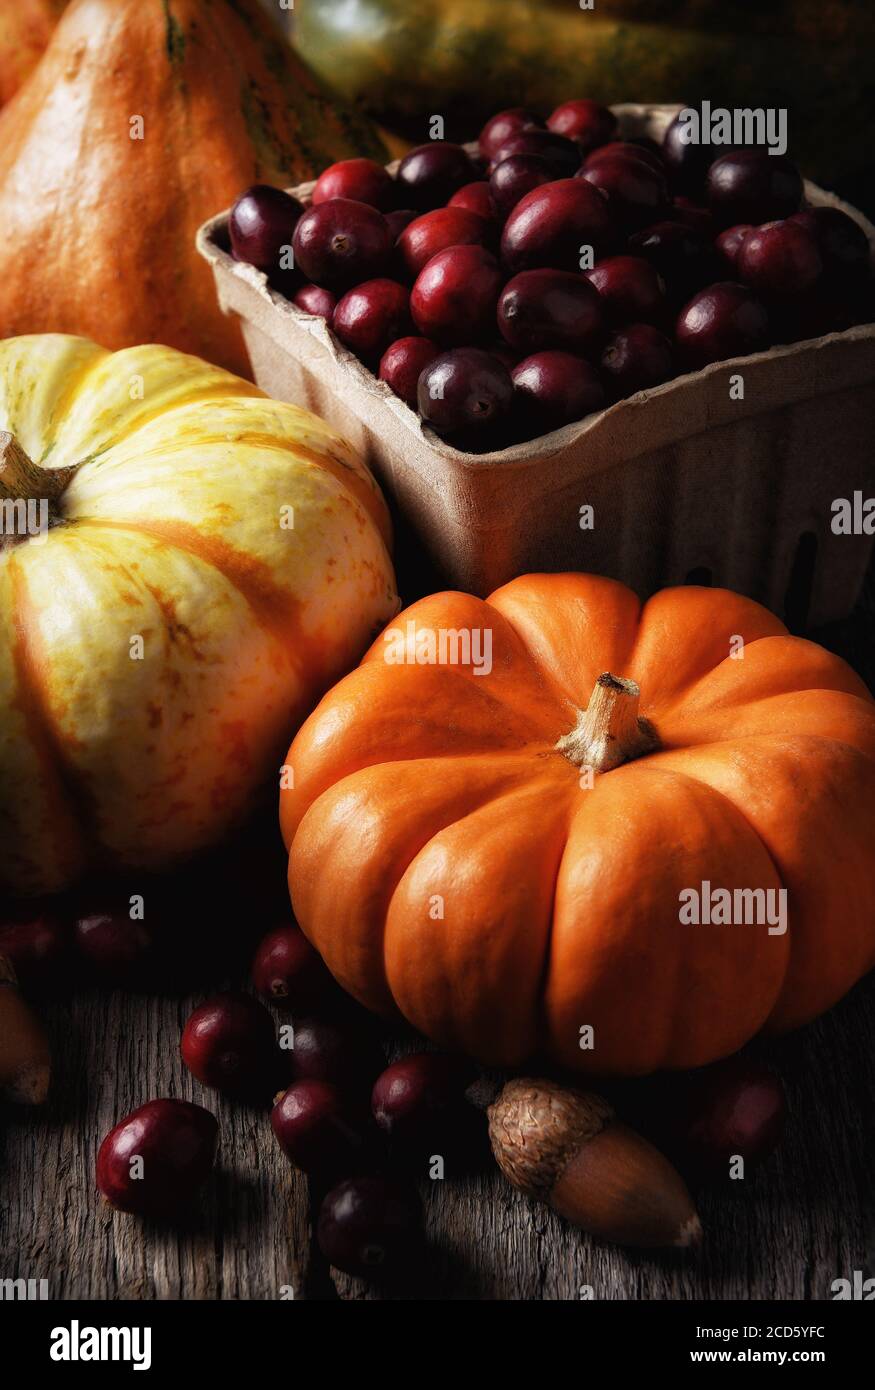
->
556, 672, 658, 772
0, 432, 76, 547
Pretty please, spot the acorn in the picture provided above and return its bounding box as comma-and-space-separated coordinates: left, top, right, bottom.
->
488, 1077, 701, 1249
0, 953, 51, 1104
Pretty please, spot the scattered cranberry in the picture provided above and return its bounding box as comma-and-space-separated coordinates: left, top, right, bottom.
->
371, 1053, 472, 1142
497, 268, 603, 354
0, 908, 72, 995
96, 1099, 218, 1217
706, 151, 803, 228
418, 348, 514, 439
489, 155, 556, 219
312, 158, 396, 211
490, 130, 581, 178
271, 1080, 370, 1175
512, 351, 604, 432
396, 142, 476, 210
286, 1015, 385, 1091
737, 220, 822, 296
181, 992, 279, 1100
790, 207, 871, 284
579, 155, 668, 230
547, 99, 617, 152
333, 279, 412, 363
397, 207, 492, 279
600, 323, 674, 399
585, 254, 666, 326
715, 224, 754, 273
673, 1058, 787, 1181
448, 181, 494, 221
501, 178, 614, 274
251, 924, 334, 1008
379, 336, 440, 407
385, 208, 418, 240
229, 185, 303, 272
676, 282, 770, 370
317, 1175, 422, 1279
479, 107, 544, 161
292, 198, 392, 289
410, 244, 503, 345
627, 220, 722, 304
75, 902, 156, 986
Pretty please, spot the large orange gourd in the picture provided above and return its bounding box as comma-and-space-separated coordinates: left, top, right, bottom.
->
280, 574, 875, 1075
0, 1, 68, 106
0, 0, 386, 375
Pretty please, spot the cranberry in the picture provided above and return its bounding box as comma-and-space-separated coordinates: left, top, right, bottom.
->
229, 184, 303, 272
579, 156, 668, 230
372, 1054, 471, 1139
96, 1099, 218, 1217
584, 141, 665, 177
292, 198, 391, 289
490, 155, 556, 219
547, 99, 617, 152
385, 208, 418, 240
790, 207, 871, 284
271, 1080, 370, 1175
410, 244, 503, 345
251, 924, 334, 1007
497, 268, 603, 354
317, 1175, 422, 1279
512, 351, 604, 432
292, 283, 336, 320
396, 142, 476, 210
75, 902, 156, 986
627, 220, 722, 304
479, 107, 544, 161
448, 181, 494, 221
715, 224, 754, 273
501, 178, 614, 274
737, 220, 822, 296
0, 908, 71, 995
333, 279, 412, 364
676, 282, 770, 370
487, 341, 522, 372
181, 992, 279, 1100
661, 112, 715, 196
379, 336, 440, 407
600, 323, 674, 400
397, 207, 492, 279
312, 158, 396, 212
418, 348, 514, 440
673, 1058, 787, 1181
286, 1015, 385, 1091
585, 255, 666, 326
706, 151, 803, 228
490, 130, 582, 178
670, 197, 715, 237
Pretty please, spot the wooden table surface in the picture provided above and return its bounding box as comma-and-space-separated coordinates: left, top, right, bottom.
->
2, 581, 874, 1302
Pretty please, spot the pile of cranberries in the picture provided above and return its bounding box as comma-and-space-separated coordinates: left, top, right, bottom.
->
229, 101, 872, 453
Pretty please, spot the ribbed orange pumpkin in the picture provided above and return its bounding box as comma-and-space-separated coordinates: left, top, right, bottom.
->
0, 0, 386, 375
280, 573, 875, 1075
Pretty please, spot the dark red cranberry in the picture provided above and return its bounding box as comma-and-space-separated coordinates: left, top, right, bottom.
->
292, 198, 392, 289
627, 220, 722, 304
715, 224, 754, 273
251, 924, 334, 1008
292, 283, 336, 320
673, 1058, 787, 1181
333, 279, 412, 364
0, 907, 72, 995
490, 155, 556, 219
579, 156, 668, 230
317, 1175, 422, 1279
418, 348, 514, 439
547, 99, 618, 152
490, 130, 582, 178
661, 112, 715, 196
181, 992, 279, 1100
75, 902, 156, 986
706, 151, 803, 228
737, 220, 822, 296
229, 185, 303, 272
96, 1099, 218, 1217
385, 208, 418, 240
600, 323, 674, 399
676, 282, 770, 370
410, 244, 503, 345
584, 141, 665, 177
312, 158, 396, 211
448, 181, 495, 221
371, 1053, 473, 1146
670, 197, 715, 236
397, 207, 492, 279
497, 268, 603, 354
271, 1080, 370, 1175
512, 351, 604, 432
379, 336, 440, 407
584, 255, 666, 326
396, 142, 477, 210
478, 107, 544, 161
790, 207, 871, 284
286, 1015, 386, 1091
501, 178, 614, 274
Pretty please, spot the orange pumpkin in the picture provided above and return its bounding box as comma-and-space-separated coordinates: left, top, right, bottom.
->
0, 0, 386, 376
0, 1, 67, 107
280, 573, 875, 1075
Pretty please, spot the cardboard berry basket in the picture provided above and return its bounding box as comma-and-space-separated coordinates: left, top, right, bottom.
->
197, 104, 875, 625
